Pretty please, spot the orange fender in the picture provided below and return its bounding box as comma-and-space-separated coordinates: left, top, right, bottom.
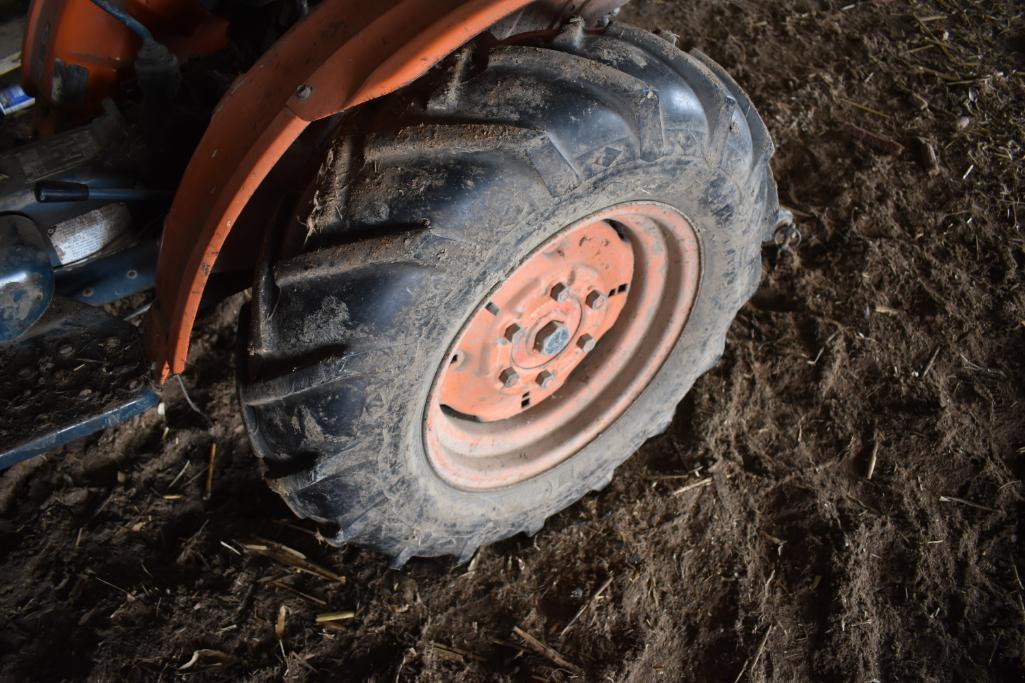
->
145, 0, 534, 380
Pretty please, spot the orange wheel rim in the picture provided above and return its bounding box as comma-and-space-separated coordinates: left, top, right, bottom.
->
425, 202, 701, 491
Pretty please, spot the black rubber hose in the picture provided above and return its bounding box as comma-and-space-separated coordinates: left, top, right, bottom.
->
88, 0, 153, 44
34, 180, 171, 203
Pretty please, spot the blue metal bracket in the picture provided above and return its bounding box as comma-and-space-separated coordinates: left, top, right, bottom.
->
0, 297, 159, 470
0, 389, 158, 470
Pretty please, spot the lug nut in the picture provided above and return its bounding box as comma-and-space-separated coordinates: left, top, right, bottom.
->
504, 323, 523, 343
577, 334, 596, 352
534, 321, 571, 356
536, 371, 555, 389
499, 368, 519, 387
549, 282, 570, 303
585, 290, 607, 310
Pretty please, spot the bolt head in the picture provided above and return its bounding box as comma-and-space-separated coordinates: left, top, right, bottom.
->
534, 321, 571, 356
296, 84, 313, 100
504, 323, 523, 343
549, 283, 570, 303
536, 371, 555, 389
499, 368, 519, 387
585, 291, 607, 310
577, 334, 596, 353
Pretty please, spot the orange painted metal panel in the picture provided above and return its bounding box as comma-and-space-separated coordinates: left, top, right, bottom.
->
22, 0, 226, 115
146, 0, 533, 380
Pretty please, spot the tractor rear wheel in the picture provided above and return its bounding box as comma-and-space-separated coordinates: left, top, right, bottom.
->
238, 21, 787, 564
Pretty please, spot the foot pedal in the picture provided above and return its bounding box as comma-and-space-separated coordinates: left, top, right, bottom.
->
0, 299, 158, 469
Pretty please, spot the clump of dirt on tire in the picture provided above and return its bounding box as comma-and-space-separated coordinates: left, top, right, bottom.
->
2, 0, 1023, 680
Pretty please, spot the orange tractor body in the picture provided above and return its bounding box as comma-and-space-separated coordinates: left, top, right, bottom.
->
21, 0, 621, 379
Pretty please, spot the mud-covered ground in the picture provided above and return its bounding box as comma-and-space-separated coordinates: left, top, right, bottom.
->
2, 1, 1024, 680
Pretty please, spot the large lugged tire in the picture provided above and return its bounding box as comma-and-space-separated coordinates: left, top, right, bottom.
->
238, 21, 787, 565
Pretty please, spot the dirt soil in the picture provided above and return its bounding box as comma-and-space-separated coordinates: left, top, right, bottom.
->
2, 0, 1024, 680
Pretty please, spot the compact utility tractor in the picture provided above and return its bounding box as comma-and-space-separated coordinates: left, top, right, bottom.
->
0, 0, 790, 563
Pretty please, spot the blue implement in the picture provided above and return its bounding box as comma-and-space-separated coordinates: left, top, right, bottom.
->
0, 298, 159, 469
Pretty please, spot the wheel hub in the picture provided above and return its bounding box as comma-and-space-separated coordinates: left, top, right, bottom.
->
425, 202, 701, 491
437, 219, 634, 422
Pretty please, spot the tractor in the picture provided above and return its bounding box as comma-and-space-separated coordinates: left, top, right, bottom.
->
0, 0, 790, 565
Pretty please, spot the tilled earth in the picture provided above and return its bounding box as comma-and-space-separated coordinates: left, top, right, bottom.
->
2, 1, 1024, 680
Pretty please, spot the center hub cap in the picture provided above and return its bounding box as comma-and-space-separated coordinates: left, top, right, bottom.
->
534, 321, 570, 356
437, 219, 634, 422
